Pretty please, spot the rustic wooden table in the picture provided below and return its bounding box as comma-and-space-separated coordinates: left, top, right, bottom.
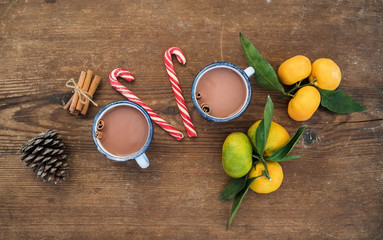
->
1, 0, 382, 239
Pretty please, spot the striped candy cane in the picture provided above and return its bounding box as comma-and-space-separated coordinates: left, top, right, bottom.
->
109, 68, 184, 140
164, 47, 197, 137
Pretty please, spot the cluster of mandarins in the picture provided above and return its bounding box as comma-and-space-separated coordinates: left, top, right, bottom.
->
278, 56, 342, 121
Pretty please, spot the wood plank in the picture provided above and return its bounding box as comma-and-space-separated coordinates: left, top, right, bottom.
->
0, 0, 382, 239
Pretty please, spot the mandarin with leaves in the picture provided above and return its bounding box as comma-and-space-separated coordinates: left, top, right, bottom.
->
248, 161, 283, 193
309, 58, 341, 90
288, 86, 320, 121
247, 120, 290, 157
278, 55, 312, 85
222, 132, 253, 178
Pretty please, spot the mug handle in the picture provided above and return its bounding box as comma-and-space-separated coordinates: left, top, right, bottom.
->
135, 153, 150, 169
244, 66, 255, 78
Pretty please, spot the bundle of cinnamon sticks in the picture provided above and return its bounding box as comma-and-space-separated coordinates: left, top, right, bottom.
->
64, 70, 101, 115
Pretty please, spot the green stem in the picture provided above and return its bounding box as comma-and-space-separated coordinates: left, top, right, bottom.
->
284, 79, 317, 97
250, 172, 267, 184
260, 158, 271, 180
254, 172, 267, 180
252, 158, 260, 168
284, 82, 301, 97
296, 80, 302, 87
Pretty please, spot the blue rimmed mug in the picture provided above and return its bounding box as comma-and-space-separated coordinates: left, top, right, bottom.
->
191, 62, 254, 122
92, 100, 153, 169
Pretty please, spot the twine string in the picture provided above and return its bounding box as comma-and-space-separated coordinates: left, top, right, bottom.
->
65, 78, 98, 107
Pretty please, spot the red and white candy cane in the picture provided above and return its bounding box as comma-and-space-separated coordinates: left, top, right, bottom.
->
109, 68, 184, 140
164, 47, 197, 137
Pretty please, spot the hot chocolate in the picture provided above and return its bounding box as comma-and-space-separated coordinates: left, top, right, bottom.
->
98, 105, 149, 157
195, 67, 247, 118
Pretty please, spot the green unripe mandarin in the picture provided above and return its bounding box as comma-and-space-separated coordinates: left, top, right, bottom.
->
222, 132, 253, 178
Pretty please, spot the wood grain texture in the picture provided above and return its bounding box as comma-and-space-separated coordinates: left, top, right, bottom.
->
0, 0, 382, 239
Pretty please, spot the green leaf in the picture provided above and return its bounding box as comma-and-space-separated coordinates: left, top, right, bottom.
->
255, 120, 266, 156
266, 126, 306, 161
319, 89, 367, 113
255, 96, 273, 156
227, 177, 257, 229
251, 144, 261, 157
270, 155, 303, 162
219, 176, 247, 200
240, 33, 285, 93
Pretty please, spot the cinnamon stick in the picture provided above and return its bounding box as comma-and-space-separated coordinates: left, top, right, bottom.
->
81, 75, 102, 115
69, 71, 86, 113
75, 69, 94, 111
63, 95, 73, 110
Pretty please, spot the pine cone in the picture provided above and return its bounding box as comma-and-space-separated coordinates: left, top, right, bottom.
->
18, 129, 69, 184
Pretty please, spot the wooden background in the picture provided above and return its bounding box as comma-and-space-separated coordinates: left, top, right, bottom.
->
1, 0, 382, 239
